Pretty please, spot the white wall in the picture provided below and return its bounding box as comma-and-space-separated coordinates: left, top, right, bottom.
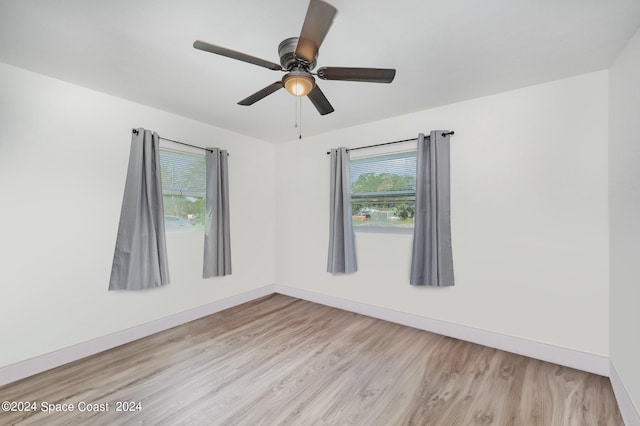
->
0, 58, 613, 377
276, 71, 609, 356
609, 27, 640, 416
0, 62, 276, 369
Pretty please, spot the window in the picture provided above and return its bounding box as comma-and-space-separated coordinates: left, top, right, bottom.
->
350, 150, 416, 231
159, 148, 206, 232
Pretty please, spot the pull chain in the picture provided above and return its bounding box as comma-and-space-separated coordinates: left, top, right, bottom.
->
293, 96, 303, 139
298, 96, 302, 140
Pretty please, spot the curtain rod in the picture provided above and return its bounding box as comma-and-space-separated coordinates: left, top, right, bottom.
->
131, 129, 228, 155
325, 131, 454, 155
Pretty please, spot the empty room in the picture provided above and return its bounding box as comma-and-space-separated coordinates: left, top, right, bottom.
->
1, 0, 640, 424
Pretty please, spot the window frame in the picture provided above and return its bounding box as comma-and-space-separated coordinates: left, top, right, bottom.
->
349, 147, 417, 235
159, 146, 207, 233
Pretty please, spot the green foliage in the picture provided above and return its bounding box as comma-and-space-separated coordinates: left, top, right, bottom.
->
350, 171, 416, 227
351, 172, 415, 194
193, 197, 206, 224
162, 195, 202, 219
394, 204, 415, 219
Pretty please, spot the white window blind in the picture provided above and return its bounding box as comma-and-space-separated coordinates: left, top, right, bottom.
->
350, 150, 416, 197
159, 148, 206, 197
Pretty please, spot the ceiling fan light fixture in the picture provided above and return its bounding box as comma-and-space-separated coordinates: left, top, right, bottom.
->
283, 72, 315, 97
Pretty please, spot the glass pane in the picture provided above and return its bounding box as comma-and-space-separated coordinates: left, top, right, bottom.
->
352, 197, 415, 228
163, 194, 205, 232
350, 150, 416, 229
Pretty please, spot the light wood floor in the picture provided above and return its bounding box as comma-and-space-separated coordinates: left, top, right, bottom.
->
0, 294, 622, 425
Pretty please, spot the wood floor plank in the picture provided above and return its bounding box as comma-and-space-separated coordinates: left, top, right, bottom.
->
0, 294, 623, 425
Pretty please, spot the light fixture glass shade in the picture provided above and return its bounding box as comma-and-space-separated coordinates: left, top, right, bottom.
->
283, 73, 315, 97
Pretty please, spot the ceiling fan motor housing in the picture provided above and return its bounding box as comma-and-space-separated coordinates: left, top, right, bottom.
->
278, 37, 316, 70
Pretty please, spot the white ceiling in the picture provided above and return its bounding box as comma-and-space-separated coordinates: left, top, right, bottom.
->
1, 0, 639, 143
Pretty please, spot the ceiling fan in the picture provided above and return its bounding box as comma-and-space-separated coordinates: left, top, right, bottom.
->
193, 0, 396, 116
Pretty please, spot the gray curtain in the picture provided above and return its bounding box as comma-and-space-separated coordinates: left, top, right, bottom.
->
109, 128, 169, 291
327, 147, 357, 274
203, 148, 232, 278
410, 131, 454, 286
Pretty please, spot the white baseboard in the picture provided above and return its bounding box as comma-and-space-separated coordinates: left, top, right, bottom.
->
274, 285, 610, 377
610, 361, 640, 426
1, 283, 611, 388
0, 284, 275, 387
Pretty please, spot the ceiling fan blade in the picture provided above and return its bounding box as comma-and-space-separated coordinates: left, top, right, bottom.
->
238, 82, 283, 106
194, 40, 282, 71
317, 67, 396, 83
307, 84, 334, 115
295, 0, 337, 63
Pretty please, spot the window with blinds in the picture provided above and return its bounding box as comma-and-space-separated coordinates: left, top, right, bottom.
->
159, 148, 206, 231
349, 150, 416, 230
